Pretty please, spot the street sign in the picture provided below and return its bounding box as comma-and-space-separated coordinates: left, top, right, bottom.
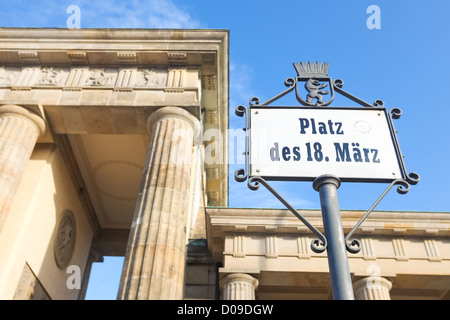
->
250, 106, 405, 182
235, 61, 420, 300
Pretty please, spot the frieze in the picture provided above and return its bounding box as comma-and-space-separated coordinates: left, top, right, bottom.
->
0, 66, 171, 90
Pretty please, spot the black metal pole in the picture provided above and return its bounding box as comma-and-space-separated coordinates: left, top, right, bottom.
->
313, 174, 354, 300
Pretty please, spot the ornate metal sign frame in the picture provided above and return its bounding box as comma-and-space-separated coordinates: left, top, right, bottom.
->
234, 62, 419, 254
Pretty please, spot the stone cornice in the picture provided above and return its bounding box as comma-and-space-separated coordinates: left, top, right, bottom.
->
0, 28, 229, 41
206, 207, 450, 237
0, 28, 228, 68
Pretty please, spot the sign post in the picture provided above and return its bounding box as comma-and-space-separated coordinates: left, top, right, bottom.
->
313, 175, 354, 300
235, 62, 419, 300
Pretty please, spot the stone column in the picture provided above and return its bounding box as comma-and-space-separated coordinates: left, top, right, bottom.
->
353, 276, 392, 300
118, 107, 200, 300
0, 105, 45, 232
220, 274, 259, 300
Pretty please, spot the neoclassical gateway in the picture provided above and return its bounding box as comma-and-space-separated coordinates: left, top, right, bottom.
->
0, 28, 449, 300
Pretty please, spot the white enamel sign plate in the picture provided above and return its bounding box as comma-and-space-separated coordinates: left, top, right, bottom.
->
249, 107, 404, 182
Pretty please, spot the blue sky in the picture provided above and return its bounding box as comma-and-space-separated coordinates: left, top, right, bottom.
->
2, 0, 450, 299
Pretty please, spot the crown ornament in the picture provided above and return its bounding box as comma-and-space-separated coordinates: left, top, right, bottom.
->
293, 61, 330, 78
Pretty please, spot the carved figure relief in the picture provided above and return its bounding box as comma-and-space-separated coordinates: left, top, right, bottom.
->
38, 67, 61, 85
86, 69, 113, 86
54, 210, 76, 269
138, 68, 167, 87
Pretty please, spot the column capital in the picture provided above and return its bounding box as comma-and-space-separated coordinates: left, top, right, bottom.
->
220, 273, 259, 289
353, 276, 392, 300
146, 107, 201, 144
220, 273, 259, 300
0, 105, 45, 136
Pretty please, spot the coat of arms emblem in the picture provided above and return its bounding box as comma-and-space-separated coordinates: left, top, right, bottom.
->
294, 61, 335, 106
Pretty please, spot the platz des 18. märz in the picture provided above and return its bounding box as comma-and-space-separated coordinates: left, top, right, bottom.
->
267, 117, 381, 163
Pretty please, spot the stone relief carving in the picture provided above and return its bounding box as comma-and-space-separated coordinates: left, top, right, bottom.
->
85, 69, 113, 86
137, 68, 167, 87
54, 210, 76, 269
38, 67, 61, 85
0, 66, 16, 85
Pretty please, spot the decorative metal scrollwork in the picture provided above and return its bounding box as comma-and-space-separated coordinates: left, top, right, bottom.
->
344, 176, 420, 253
332, 78, 383, 108
311, 238, 328, 254
234, 168, 246, 183
284, 77, 296, 87
387, 106, 421, 192
249, 77, 296, 107
373, 100, 385, 107
333, 78, 344, 89
247, 176, 260, 191
235, 104, 246, 117
249, 97, 260, 106
246, 176, 328, 253
345, 239, 362, 254
390, 107, 402, 119
395, 180, 411, 195
234, 104, 250, 185
407, 172, 420, 185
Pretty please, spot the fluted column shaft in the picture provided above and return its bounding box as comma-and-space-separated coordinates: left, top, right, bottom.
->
353, 276, 392, 300
118, 107, 199, 300
0, 105, 45, 232
220, 274, 259, 300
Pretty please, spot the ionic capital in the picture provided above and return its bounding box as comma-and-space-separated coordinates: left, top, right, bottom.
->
0, 104, 45, 136
146, 107, 201, 144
